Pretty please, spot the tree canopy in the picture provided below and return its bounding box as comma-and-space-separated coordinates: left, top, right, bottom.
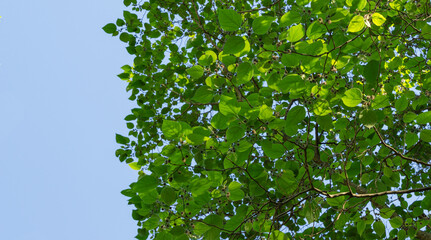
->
105, 0, 431, 239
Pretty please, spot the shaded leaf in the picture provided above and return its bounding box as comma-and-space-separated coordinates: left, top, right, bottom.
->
192, 86, 213, 104
161, 187, 176, 205
252, 16, 275, 35
236, 62, 254, 85
223, 36, 245, 54
416, 111, 431, 124
187, 65, 204, 79
420, 129, 431, 142
373, 221, 385, 237
218, 9, 242, 31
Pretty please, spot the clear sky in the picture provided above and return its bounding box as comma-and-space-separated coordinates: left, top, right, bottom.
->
0, 1, 140, 239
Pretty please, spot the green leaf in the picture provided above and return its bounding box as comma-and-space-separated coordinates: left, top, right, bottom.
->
363, 61, 379, 86
359, 109, 377, 128
416, 111, 431, 124
422, 194, 431, 210
252, 16, 275, 35
316, 115, 334, 130
123, 0, 132, 7
313, 100, 332, 116
190, 178, 212, 196
372, 95, 389, 109
261, 140, 285, 159
286, 106, 306, 124
160, 187, 176, 205
421, 23, 431, 39
326, 196, 345, 207
116, 134, 130, 144
237, 140, 253, 152
103, 23, 117, 34
342, 88, 362, 107
218, 9, 242, 31
347, 15, 365, 32
223, 36, 245, 54
133, 175, 159, 193
380, 208, 395, 219
219, 51, 237, 65
219, 95, 241, 116
306, 21, 326, 40
372, 13, 386, 26
142, 215, 160, 230
198, 50, 217, 66
287, 24, 305, 42
226, 125, 245, 143
276, 170, 296, 195
398, 229, 407, 240
211, 113, 229, 130
128, 162, 141, 170
405, 132, 418, 148
187, 65, 204, 79
119, 32, 130, 42
224, 206, 247, 231
346, 0, 366, 10
162, 120, 182, 139
281, 54, 300, 67
403, 112, 417, 123
236, 62, 254, 85
420, 129, 431, 142
389, 217, 403, 229
395, 95, 408, 112
192, 86, 213, 104
373, 221, 385, 237
259, 105, 273, 120
357, 221, 366, 236
280, 11, 302, 27
228, 181, 244, 201
269, 231, 286, 240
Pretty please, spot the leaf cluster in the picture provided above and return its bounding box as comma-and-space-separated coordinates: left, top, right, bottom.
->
105, 0, 431, 239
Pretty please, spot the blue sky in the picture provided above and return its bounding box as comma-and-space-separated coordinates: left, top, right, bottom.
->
0, 1, 139, 239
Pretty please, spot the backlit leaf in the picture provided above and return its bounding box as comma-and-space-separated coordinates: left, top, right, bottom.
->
347, 15, 365, 32
372, 13, 386, 26
287, 24, 305, 42
228, 181, 244, 201
280, 11, 302, 27
342, 88, 362, 107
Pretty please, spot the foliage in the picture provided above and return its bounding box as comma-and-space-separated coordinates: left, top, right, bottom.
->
105, 0, 431, 239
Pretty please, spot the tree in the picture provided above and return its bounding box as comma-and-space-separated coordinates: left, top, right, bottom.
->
105, 0, 431, 239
